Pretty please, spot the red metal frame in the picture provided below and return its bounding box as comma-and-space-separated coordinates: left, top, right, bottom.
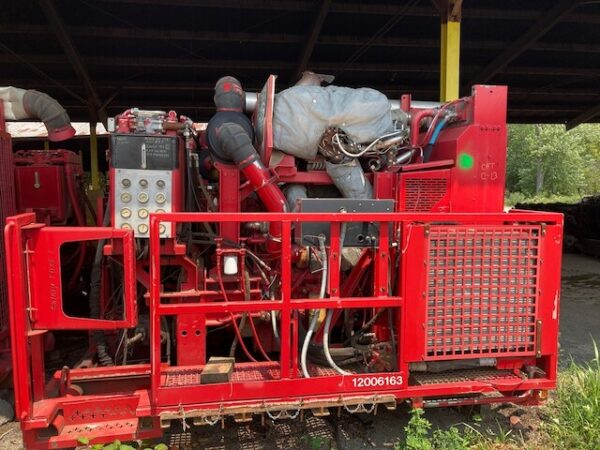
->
0, 100, 15, 382
4, 209, 562, 449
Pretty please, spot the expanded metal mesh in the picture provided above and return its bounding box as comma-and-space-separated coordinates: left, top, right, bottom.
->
412, 368, 522, 385
425, 225, 540, 360
163, 363, 346, 387
0, 131, 15, 334
401, 177, 449, 211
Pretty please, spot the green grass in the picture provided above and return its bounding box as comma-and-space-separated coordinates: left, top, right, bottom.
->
394, 342, 600, 450
394, 408, 528, 450
542, 342, 600, 450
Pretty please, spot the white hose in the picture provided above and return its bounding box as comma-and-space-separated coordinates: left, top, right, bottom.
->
301, 235, 327, 378
271, 293, 279, 339
323, 309, 350, 375
322, 221, 350, 376
334, 130, 403, 158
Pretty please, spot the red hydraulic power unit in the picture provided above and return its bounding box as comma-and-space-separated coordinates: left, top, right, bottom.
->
4, 81, 563, 449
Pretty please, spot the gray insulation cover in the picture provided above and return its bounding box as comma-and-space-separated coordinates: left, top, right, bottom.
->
272, 85, 393, 160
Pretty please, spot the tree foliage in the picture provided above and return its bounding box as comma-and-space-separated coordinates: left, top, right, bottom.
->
507, 124, 600, 197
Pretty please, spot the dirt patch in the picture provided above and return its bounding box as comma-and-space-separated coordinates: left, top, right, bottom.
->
0, 422, 23, 450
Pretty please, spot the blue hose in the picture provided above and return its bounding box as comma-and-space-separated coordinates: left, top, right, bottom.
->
423, 116, 449, 163
429, 116, 449, 146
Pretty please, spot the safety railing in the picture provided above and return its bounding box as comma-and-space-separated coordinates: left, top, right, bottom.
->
147, 210, 564, 407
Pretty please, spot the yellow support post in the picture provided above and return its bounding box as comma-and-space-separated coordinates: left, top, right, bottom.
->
90, 122, 100, 191
439, 0, 462, 101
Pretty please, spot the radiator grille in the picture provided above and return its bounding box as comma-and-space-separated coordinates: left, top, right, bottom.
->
0, 131, 15, 334
403, 177, 449, 211
425, 226, 540, 360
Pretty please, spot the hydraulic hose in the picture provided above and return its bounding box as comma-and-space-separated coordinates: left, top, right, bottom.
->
409, 108, 435, 147
89, 206, 113, 366
64, 163, 87, 289
423, 116, 449, 163
301, 235, 327, 378
216, 256, 257, 362
323, 222, 349, 375
323, 310, 350, 375
429, 116, 449, 145
230, 270, 272, 361
271, 292, 280, 339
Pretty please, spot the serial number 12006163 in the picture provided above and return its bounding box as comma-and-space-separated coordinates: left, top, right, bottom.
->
352, 375, 404, 388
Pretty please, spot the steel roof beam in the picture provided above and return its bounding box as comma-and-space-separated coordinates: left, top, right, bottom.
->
37, 0, 107, 123
6, 54, 600, 77
291, 0, 331, 83
93, 0, 600, 24
466, 0, 583, 87
566, 104, 600, 129
3, 25, 600, 54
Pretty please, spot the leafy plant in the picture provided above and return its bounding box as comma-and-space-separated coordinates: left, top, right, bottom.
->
431, 426, 470, 450
396, 408, 432, 450
78, 439, 168, 450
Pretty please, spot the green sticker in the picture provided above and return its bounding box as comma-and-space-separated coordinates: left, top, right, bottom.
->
457, 152, 474, 170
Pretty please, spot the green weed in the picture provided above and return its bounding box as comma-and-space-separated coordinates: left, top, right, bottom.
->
543, 341, 600, 450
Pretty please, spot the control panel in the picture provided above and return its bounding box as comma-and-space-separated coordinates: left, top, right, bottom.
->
110, 133, 182, 238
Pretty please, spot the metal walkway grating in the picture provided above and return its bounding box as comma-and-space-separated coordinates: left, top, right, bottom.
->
162, 362, 349, 387
425, 225, 540, 360
411, 368, 523, 385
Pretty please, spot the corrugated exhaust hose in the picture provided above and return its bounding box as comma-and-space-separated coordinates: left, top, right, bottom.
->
0, 86, 75, 141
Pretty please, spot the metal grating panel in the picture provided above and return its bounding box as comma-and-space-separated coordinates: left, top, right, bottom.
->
0, 131, 15, 334
162, 363, 349, 387
402, 177, 449, 211
425, 226, 540, 360
412, 368, 523, 385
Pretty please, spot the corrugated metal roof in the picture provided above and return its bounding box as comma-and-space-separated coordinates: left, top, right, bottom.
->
1, 0, 598, 125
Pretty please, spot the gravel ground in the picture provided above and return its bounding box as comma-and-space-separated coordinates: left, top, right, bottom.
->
2, 253, 599, 449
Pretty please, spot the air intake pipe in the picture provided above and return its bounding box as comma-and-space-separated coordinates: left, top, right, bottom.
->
325, 159, 373, 200
0, 86, 75, 141
216, 122, 288, 252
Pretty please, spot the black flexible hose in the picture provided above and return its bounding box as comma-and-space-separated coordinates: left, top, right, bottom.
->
89, 205, 113, 366
22, 90, 75, 141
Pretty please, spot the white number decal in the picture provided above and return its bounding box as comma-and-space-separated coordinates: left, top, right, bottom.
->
351, 375, 403, 388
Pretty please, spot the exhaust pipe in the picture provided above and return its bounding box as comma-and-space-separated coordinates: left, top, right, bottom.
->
215, 122, 288, 252
0, 87, 75, 141
325, 159, 373, 200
